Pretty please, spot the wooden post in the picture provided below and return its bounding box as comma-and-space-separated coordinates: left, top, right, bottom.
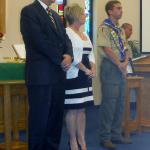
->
0, 0, 6, 33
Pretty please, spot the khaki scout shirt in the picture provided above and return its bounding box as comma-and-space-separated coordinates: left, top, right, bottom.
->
97, 24, 127, 60
94, 23, 127, 104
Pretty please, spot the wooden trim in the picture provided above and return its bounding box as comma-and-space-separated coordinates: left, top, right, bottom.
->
0, 0, 6, 33
141, 119, 150, 127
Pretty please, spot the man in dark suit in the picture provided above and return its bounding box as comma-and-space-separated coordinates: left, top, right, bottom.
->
20, 0, 73, 150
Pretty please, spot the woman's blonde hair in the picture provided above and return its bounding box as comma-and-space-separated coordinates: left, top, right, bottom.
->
64, 3, 84, 25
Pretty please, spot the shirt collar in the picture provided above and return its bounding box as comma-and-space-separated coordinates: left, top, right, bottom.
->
38, 0, 48, 11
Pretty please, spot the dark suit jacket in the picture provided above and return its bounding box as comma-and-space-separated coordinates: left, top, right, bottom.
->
20, 0, 73, 85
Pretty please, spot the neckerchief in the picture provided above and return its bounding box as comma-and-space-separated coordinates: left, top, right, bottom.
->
104, 18, 125, 61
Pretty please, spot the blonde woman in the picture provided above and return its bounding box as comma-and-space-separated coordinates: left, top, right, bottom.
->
64, 4, 96, 150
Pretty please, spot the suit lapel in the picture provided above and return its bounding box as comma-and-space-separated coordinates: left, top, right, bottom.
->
33, 1, 62, 38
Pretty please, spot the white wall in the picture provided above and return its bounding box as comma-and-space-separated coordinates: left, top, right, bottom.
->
67, 0, 85, 6
141, 0, 150, 52
0, 0, 31, 57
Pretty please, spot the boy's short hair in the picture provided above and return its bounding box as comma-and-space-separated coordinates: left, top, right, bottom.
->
105, 0, 121, 16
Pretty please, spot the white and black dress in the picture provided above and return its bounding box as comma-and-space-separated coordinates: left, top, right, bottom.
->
64, 28, 95, 109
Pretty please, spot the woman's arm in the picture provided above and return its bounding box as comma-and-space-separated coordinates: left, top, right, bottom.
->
76, 62, 93, 77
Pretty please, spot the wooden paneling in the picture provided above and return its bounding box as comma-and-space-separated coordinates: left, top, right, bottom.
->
0, 0, 5, 33
141, 77, 150, 126
134, 56, 150, 72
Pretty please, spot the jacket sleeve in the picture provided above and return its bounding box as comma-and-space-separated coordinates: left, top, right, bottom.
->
65, 29, 83, 66
51, 11, 73, 59
20, 7, 64, 65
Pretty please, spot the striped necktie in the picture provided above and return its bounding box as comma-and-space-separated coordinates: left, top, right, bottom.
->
46, 7, 57, 29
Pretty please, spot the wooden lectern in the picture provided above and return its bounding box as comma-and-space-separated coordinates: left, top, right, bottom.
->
0, 81, 28, 150
133, 55, 150, 127
124, 76, 144, 138
0, 63, 27, 150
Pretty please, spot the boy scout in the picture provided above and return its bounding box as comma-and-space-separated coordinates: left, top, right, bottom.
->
97, 1, 130, 149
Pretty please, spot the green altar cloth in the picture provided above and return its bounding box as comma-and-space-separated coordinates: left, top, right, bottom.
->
0, 63, 25, 80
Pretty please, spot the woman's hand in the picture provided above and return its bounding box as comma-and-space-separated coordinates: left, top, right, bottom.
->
91, 66, 96, 78
85, 68, 95, 78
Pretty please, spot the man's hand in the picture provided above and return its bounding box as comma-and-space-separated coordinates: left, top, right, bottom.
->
91, 67, 96, 78
61, 54, 72, 71
118, 62, 128, 77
